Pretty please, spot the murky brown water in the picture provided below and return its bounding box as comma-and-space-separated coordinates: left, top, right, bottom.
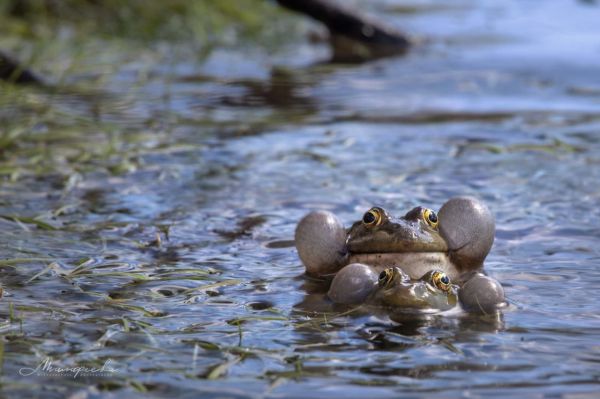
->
1, 1, 600, 397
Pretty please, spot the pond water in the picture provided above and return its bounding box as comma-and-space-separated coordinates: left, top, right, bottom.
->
1, 0, 600, 397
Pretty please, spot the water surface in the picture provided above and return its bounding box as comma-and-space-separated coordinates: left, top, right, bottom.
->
1, 1, 599, 397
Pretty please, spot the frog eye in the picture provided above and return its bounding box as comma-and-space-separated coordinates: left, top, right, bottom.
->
422, 208, 438, 229
378, 269, 393, 287
362, 208, 383, 227
431, 270, 451, 292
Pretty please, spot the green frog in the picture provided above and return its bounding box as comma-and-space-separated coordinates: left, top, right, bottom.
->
328, 264, 458, 313
295, 197, 505, 313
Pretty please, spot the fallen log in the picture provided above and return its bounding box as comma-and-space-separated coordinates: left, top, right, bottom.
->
276, 0, 411, 61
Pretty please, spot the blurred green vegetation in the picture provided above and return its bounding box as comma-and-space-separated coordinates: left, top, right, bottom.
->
0, 0, 292, 47
0, 0, 302, 79
0, 0, 306, 183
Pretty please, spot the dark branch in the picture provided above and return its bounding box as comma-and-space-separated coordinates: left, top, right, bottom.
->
0, 50, 43, 85
277, 0, 410, 61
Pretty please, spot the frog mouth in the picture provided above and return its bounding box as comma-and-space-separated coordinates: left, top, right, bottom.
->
348, 251, 447, 262
346, 232, 448, 254
346, 252, 455, 279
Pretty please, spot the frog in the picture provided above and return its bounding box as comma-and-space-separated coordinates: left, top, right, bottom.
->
295, 197, 505, 313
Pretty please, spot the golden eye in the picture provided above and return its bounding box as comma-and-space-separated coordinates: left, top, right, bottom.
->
431, 270, 451, 292
378, 268, 393, 287
422, 208, 438, 229
362, 208, 383, 227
